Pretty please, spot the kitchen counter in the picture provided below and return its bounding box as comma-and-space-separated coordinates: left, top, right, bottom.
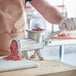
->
0, 60, 76, 76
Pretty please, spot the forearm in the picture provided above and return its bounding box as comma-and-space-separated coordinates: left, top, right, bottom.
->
30, 0, 64, 24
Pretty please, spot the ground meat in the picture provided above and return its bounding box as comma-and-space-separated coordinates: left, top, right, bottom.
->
3, 39, 21, 61
32, 27, 44, 31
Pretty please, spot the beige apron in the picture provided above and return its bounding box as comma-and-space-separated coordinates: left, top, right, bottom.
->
0, 0, 25, 56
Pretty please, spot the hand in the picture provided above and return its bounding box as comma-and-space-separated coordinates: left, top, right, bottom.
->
59, 18, 76, 31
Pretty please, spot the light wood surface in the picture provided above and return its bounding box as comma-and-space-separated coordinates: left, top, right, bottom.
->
52, 34, 76, 39
0, 60, 76, 76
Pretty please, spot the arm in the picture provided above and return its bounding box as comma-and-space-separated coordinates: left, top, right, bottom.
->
30, 0, 76, 31
30, 0, 64, 24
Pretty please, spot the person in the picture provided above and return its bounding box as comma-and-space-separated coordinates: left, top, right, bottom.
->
0, 0, 76, 56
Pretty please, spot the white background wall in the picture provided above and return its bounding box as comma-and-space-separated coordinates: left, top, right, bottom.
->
64, 0, 76, 17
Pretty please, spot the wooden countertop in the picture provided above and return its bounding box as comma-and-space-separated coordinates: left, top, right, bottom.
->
0, 60, 76, 76
52, 34, 76, 39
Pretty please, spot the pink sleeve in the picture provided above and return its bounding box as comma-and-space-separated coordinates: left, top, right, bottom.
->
30, 0, 64, 24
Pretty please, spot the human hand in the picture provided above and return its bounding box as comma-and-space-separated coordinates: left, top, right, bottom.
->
59, 18, 76, 31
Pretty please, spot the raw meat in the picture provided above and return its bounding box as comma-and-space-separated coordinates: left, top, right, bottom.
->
32, 27, 44, 31
3, 39, 21, 61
